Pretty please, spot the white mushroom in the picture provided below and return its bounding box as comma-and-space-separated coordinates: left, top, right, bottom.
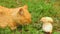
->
40, 17, 53, 34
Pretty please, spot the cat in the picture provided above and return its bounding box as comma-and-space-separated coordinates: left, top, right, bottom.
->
0, 5, 31, 30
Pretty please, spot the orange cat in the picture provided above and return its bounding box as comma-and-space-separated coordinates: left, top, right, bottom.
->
0, 5, 31, 30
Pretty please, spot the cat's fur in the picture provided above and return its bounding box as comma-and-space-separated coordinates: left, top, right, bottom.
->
0, 5, 31, 30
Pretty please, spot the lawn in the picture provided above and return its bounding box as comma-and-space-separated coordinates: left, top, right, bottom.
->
0, 0, 60, 34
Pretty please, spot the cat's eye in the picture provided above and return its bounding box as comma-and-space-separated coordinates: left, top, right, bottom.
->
19, 8, 24, 15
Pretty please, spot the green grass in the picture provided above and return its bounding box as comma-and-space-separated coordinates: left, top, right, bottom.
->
0, 0, 60, 34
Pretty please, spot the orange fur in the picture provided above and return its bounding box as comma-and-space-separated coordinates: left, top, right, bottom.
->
0, 5, 31, 30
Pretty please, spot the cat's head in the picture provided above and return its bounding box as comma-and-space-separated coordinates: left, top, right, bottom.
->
12, 5, 31, 25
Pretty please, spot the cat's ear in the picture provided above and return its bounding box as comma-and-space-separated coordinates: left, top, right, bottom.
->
18, 8, 24, 15
23, 5, 28, 9
18, 5, 28, 15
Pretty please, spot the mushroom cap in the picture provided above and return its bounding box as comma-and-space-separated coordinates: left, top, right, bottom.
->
40, 17, 53, 23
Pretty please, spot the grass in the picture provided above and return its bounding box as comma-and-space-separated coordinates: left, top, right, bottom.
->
0, 0, 60, 34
